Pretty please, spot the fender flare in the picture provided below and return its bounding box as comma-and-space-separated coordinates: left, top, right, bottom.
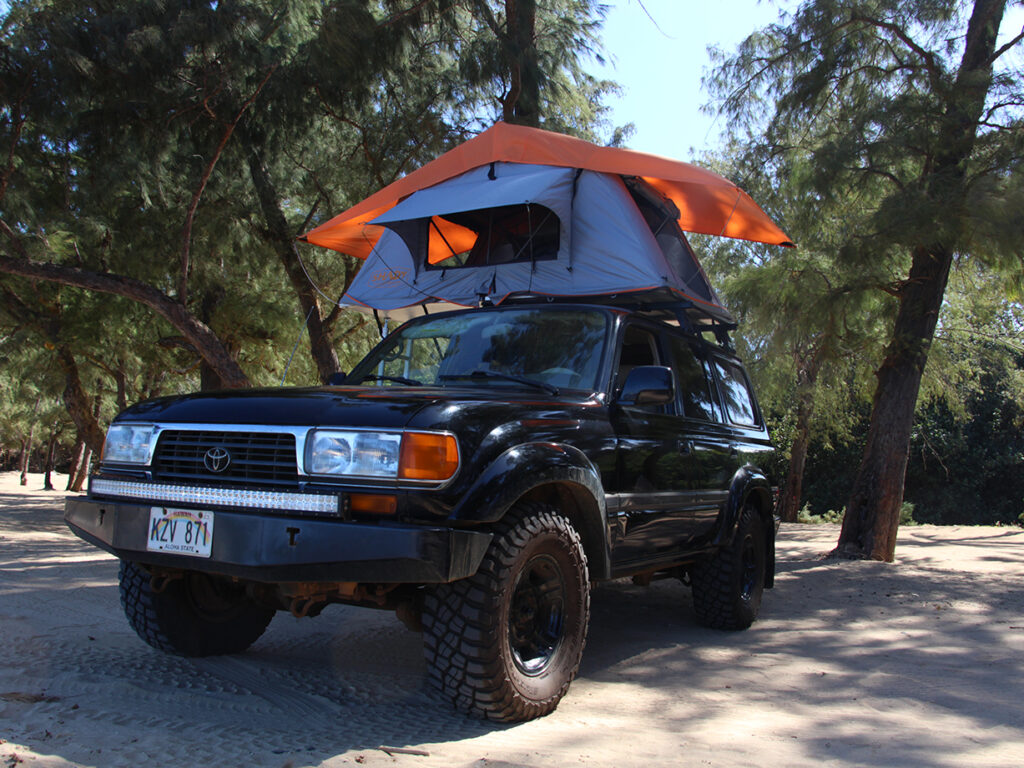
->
450, 442, 611, 579
714, 465, 776, 588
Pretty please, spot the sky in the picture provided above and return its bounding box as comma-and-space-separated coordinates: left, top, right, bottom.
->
588, 0, 789, 159
591, 0, 1024, 160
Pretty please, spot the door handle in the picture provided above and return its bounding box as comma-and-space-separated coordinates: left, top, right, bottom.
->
729, 444, 740, 458
677, 439, 693, 454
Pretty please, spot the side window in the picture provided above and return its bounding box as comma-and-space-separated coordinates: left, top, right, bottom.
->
616, 326, 669, 413
617, 326, 659, 386
713, 359, 759, 427
666, 335, 716, 420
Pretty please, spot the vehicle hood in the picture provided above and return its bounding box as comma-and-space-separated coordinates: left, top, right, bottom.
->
115, 385, 594, 431
116, 387, 442, 429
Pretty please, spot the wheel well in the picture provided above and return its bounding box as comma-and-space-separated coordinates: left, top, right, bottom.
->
519, 482, 610, 579
743, 487, 776, 589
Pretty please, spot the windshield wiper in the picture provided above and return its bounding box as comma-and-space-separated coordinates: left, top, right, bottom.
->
439, 370, 559, 396
357, 374, 422, 386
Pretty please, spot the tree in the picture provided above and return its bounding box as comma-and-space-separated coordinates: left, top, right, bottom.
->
904, 266, 1024, 525
710, 0, 1024, 559
697, 145, 891, 524
0, 0, 619, 463
0, 0, 260, 389
448, 1, 613, 135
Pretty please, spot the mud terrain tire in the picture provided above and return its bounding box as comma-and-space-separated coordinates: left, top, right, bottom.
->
422, 502, 590, 722
690, 504, 765, 630
119, 560, 274, 656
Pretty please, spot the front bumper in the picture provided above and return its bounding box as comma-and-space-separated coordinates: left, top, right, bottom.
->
65, 496, 492, 584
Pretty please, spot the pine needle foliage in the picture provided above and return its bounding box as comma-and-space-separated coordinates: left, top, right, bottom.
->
705, 0, 1023, 553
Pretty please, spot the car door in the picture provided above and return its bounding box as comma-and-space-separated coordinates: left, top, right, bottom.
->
666, 335, 736, 540
609, 323, 704, 567
680, 348, 779, 544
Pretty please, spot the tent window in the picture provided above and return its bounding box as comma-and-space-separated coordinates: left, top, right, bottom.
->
625, 179, 715, 305
426, 203, 560, 270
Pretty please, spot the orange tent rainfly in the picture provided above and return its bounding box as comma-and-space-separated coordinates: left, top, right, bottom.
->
301, 122, 793, 256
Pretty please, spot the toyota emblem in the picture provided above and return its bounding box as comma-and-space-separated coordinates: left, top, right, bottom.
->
203, 446, 232, 473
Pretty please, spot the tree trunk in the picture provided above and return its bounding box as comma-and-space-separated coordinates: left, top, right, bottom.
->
69, 386, 103, 493
17, 438, 30, 486
836, 0, 1006, 561
244, 140, 341, 383
18, 395, 42, 486
779, 392, 814, 523
198, 285, 238, 391
71, 448, 91, 493
503, 0, 540, 127
57, 345, 106, 455
43, 424, 58, 491
113, 365, 128, 412
778, 344, 826, 523
66, 436, 85, 491
837, 245, 953, 559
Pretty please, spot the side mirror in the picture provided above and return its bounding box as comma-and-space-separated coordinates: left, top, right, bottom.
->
325, 371, 348, 386
617, 365, 675, 406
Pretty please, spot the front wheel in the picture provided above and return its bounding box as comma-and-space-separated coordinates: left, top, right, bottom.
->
689, 504, 766, 630
422, 502, 590, 722
119, 561, 275, 656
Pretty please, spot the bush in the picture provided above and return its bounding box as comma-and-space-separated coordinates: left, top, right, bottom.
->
795, 502, 917, 526
900, 502, 917, 526
796, 505, 844, 524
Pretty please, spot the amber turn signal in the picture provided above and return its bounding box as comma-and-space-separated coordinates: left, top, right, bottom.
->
399, 433, 459, 481
349, 493, 398, 516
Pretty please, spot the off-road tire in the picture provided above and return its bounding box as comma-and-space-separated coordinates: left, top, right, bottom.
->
119, 560, 275, 656
422, 502, 590, 722
690, 504, 765, 630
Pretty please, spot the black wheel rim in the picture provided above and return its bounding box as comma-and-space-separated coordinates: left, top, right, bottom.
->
508, 553, 566, 675
739, 533, 757, 601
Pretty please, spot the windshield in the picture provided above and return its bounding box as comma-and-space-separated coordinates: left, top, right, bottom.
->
348, 307, 610, 392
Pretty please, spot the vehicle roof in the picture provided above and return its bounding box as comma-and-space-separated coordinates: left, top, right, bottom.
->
390, 300, 738, 353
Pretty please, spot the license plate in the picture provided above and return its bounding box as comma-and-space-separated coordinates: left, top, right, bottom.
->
147, 508, 214, 558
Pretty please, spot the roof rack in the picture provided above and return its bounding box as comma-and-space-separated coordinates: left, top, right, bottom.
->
495, 292, 737, 346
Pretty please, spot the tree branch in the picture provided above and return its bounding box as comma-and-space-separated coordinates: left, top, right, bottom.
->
179, 63, 279, 305
0, 220, 249, 388
988, 25, 1023, 64
849, 12, 942, 78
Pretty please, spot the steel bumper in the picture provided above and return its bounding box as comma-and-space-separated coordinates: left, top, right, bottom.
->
64, 496, 492, 584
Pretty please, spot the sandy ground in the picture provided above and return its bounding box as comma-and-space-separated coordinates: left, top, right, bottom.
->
0, 471, 1022, 768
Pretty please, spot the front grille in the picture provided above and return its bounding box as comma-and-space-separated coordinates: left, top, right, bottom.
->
152, 430, 299, 487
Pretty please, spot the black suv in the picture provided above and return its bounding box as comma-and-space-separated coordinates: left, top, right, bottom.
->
66, 301, 777, 722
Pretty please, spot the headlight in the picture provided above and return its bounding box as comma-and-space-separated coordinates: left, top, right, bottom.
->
102, 423, 157, 465
306, 430, 402, 479
305, 430, 459, 482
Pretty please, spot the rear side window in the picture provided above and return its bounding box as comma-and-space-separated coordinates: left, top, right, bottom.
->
666, 336, 716, 421
713, 359, 759, 427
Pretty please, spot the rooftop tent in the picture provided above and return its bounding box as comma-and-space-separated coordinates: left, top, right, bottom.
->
299, 122, 793, 323
341, 161, 736, 321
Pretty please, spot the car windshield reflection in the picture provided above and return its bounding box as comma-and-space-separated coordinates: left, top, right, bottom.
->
347, 307, 610, 392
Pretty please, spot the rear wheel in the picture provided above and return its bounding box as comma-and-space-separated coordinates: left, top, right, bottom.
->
422, 502, 590, 721
119, 560, 275, 656
689, 504, 765, 630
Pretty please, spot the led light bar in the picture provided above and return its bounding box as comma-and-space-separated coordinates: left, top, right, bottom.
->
90, 479, 339, 515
